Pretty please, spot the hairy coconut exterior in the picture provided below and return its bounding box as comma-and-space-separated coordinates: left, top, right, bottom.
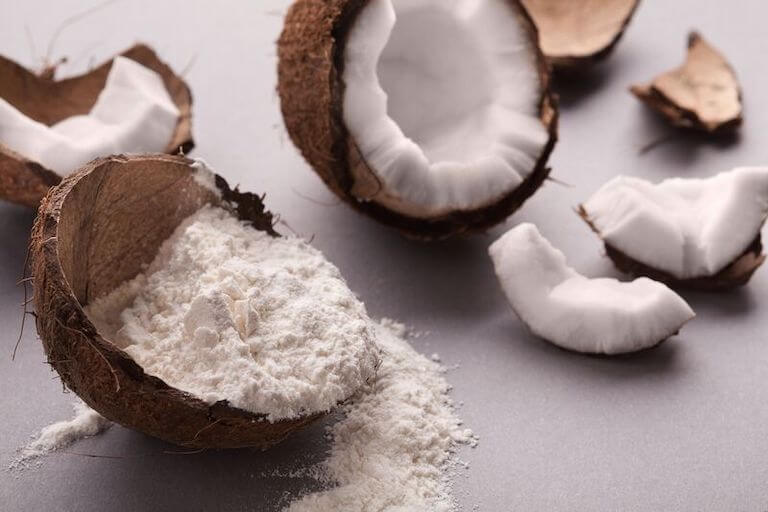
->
630, 32, 742, 134
0, 44, 194, 208
277, 0, 558, 240
578, 207, 765, 291
520, 0, 640, 69
31, 154, 328, 449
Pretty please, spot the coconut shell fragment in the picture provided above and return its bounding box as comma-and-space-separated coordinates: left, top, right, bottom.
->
631, 32, 742, 133
0, 44, 194, 208
31, 154, 326, 449
277, 0, 557, 240
520, 0, 641, 68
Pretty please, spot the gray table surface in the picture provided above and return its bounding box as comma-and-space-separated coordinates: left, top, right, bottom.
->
2, 1, 768, 511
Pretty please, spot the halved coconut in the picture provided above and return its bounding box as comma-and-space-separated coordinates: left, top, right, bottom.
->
579, 168, 768, 290
0, 44, 193, 208
631, 32, 742, 133
30, 154, 364, 449
489, 223, 694, 355
520, 0, 641, 68
278, 0, 557, 240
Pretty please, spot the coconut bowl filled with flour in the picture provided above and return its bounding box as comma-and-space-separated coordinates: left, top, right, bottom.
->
30, 154, 379, 449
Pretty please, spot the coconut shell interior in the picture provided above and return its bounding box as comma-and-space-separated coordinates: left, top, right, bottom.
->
578, 207, 765, 290
520, 0, 640, 68
31, 154, 323, 449
277, 0, 558, 240
630, 32, 742, 133
0, 44, 194, 208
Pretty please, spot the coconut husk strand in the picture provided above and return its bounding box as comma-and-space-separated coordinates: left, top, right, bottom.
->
631, 32, 742, 133
520, 0, 641, 68
0, 44, 194, 208
277, 0, 557, 240
578, 207, 764, 291
30, 154, 330, 449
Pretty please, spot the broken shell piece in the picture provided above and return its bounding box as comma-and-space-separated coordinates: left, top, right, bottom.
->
630, 32, 742, 133
489, 223, 694, 355
520, 0, 640, 68
278, 0, 557, 240
579, 167, 768, 290
0, 44, 193, 208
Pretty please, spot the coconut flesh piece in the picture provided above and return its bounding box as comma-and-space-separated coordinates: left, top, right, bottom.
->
0, 57, 179, 175
520, 0, 640, 68
0, 44, 193, 209
580, 168, 768, 287
631, 32, 742, 133
344, 0, 550, 217
489, 223, 694, 355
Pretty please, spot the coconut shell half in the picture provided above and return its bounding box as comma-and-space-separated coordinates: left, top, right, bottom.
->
631, 32, 742, 133
277, 0, 557, 240
520, 0, 641, 68
0, 44, 194, 208
30, 154, 329, 449
578, 207, 765, 291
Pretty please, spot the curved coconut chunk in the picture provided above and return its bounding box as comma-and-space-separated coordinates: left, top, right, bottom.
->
0, 57, 179, 175
489, 223, 694, 355
631, 32, 742, 133
581, 167, 768, 280
521, 0, 640, 67
343, 0, 548, 216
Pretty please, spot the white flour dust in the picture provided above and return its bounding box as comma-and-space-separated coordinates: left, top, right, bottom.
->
10, 401, 110, 470
282, 319, 477, 512
85, 205, 380, 421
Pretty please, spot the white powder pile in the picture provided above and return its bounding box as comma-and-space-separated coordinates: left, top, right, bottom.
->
283, 319, 477, 512
85, 205, 379, 421
11, 402, 110, 469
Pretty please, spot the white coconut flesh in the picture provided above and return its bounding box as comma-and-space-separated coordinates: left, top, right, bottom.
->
0, 56, 179, 175
343, 0, 549, 217
582, 167, 768, 279
489, 223, 695, 355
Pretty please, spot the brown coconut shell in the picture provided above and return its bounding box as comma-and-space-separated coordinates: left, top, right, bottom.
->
630, 32, 742, 134
0, 44, 194, 209
30, 154, 329, 449
277, 0, 558, 240
578, 206, 765, 291
520, 0, 641, 68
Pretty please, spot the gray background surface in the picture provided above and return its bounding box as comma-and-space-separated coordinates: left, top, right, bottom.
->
1, 1, 768, 511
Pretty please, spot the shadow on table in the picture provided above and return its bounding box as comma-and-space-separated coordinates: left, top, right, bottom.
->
552, 64, 616, 109
489, 313, 686, 384
0, 202, 36, 285
631, 108, 741, 165
22, 413, 338, 512
308, 204, 503, 324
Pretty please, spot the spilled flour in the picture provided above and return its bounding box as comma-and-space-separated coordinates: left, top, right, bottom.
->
12, 320, 474, 510
282, 319, 477, 512
11, 401, 110, 470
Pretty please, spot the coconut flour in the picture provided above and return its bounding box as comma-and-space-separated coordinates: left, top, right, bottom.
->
85, 205, 379, 421
11, 401, 110, 469
282, 319, 476, 512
